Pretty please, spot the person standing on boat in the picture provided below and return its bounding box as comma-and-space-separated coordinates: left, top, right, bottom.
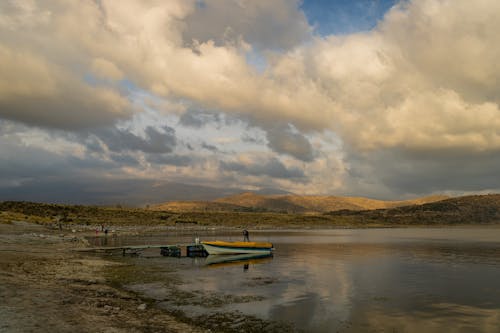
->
243, 229, 250, 242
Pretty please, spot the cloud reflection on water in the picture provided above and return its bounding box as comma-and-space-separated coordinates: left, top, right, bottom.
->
125, 228, 500, 332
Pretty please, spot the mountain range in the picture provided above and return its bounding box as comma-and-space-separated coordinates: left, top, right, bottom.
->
150, 192, 449, 213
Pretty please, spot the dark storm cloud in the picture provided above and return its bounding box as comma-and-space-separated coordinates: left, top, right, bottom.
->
265, 125, 315, 162
343, 148, 500, 198
90, 126, 177, 154
0, 130, 233, 205
0, 140, 115, 187
0, 178, 234, 205
221, 157, 305, 180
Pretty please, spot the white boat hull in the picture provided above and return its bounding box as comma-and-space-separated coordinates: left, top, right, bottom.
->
204, 253, 272, 266
202, 243, 273, 255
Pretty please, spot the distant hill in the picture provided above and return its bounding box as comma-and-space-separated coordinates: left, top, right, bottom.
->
3, 194, 500, 226
151, 192, 448, 213
327, 194, 500, 224
150, 201, 253, 212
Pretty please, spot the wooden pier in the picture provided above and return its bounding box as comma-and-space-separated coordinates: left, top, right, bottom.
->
77, 244, 207, 257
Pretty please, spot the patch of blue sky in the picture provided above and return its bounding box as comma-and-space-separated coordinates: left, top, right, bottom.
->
195, 0, 206, 9
83, 73, 100, 86
245, 49, 268, 73
300, 0, 399, 36
83, 73, 133, 91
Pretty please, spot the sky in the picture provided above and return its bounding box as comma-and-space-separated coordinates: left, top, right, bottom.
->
1, 0, 500, 205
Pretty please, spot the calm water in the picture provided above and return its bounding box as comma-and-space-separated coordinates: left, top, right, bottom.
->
100, 228, 500, 332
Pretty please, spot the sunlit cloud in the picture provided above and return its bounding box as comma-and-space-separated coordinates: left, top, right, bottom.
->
1, 0, 500, 203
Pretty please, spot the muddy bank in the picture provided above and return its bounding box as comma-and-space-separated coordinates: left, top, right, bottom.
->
0, 221, 205, 333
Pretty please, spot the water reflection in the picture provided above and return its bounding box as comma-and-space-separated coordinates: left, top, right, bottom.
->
119, 228, 500, 332
204, 253, 273, 269
90, 234, 120, 247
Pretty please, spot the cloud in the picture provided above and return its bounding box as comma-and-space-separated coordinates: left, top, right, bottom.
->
0, 2, 134, 129
0, 134, 115, 188
178, 109, 221, 128
89, 126, 177, 154
341, 147, 500, 199
91, 58, 124, 81
182, 0, 311, 50
297, 0, 500, 152
0, 177, 242, 205
3, 0, 500, 152
0, 124, 234, 204
1, 0, 500, 199
241, 133, 265, 145
0, 45, 133, 129
221, 157, 305, 180
109, 153, 140, 166
146, 154, 192, 166
265, 124, 315, 162
201, 142, 220, 153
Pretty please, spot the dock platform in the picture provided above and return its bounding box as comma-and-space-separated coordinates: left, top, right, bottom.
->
77, 244, 207, 257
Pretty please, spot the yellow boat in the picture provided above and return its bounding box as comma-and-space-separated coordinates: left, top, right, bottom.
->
201, 240, 274, 255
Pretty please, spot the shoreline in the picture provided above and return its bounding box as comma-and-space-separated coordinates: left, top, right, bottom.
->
3, 220, 500, 332
0, 221, 297, 333
0, 221, 207, 333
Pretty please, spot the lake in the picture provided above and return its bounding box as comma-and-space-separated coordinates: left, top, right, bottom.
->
101, 227, 500, 332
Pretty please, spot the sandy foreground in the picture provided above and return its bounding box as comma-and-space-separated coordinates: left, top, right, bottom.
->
0, 221, 207, 333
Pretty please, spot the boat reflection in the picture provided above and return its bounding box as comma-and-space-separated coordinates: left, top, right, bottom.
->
203, 253, 273, 269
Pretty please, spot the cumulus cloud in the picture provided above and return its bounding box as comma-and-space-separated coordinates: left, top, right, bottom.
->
0, 2, 133, 129
3, 0, 500, 150
182, 0, 311, 50
299, 0, 500, 152
2, 0, 500, 199
0, 45, 132, 129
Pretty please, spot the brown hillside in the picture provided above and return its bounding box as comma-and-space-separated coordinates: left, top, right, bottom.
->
327, 194, 500, 224
149, 201, 248, 212
213, 192, 448, 213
